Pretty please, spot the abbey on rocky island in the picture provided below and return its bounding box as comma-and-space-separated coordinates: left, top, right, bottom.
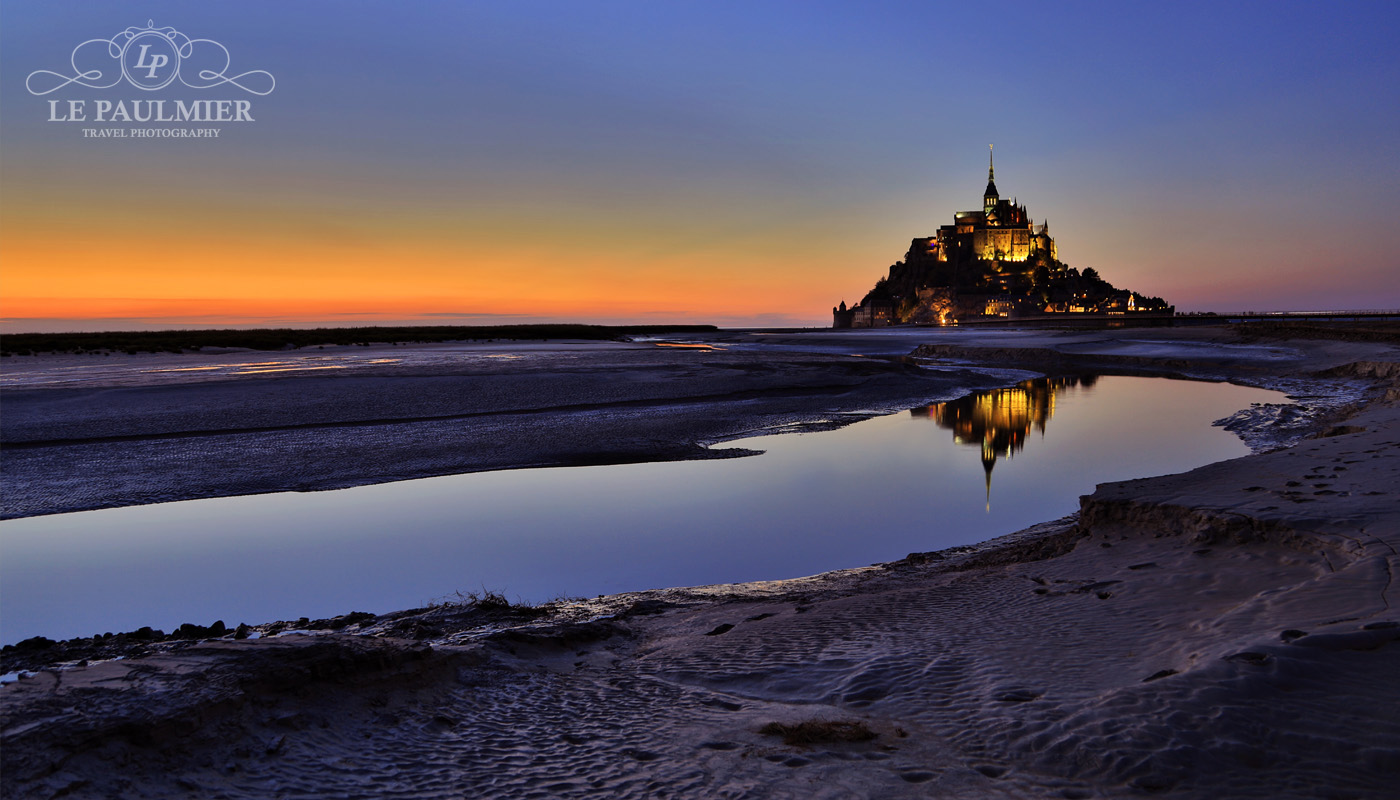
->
833, 147, 1170, 328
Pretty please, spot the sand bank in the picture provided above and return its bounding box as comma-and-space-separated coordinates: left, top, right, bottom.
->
3, 326, 1399, 798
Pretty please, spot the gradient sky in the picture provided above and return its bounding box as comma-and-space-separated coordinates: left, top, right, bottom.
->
2, 1, 1398, 331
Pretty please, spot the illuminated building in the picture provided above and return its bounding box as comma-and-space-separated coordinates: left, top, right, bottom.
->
833, 149, 1170, 327
924, 145, 1056, 265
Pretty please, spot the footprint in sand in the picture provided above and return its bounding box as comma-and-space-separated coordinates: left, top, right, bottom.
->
700, 697, 744, 711
1224, 651, 1272, 665
899, 771, 936, 783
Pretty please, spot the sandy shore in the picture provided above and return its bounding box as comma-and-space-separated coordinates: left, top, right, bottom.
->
3, 325, 1399, 798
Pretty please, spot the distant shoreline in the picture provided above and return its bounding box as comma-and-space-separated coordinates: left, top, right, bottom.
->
0, 323, 720, 357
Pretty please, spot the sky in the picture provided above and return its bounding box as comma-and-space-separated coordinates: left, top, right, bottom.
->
2, 0, 1398, 332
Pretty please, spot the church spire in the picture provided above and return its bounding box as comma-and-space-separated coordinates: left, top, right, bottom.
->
983, 143, 999, 215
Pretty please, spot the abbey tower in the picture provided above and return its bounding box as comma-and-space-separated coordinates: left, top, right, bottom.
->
927, 145, 1056, 266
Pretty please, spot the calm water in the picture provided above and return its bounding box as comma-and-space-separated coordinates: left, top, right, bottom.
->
0, 375, 1283, 644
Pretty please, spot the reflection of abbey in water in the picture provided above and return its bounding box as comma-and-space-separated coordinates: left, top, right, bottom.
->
911, 376, 1097, 507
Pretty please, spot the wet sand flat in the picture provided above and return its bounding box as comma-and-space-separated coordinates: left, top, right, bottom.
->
1, 336, 1014, 519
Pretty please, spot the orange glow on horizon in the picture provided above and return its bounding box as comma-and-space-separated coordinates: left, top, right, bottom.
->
0, 175, 865, 330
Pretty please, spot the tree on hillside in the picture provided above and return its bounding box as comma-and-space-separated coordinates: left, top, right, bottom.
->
1033, 264, 1051, 292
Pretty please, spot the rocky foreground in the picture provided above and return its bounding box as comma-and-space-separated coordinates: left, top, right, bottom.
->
3, 326, 1400, 798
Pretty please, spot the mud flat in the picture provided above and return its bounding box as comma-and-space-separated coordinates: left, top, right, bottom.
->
3, 325, 1400, 798
0, 336, 1014, 519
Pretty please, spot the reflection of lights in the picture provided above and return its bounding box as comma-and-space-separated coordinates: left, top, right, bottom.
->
232, 366, 348, 374
147, 358, 401, 375
910, 377, 1092, 509
654, 343, 724, 351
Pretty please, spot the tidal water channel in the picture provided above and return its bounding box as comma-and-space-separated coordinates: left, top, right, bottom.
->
0, 375, 1285, 644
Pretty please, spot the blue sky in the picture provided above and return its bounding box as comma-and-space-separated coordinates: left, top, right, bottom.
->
2, 1, 1398, 329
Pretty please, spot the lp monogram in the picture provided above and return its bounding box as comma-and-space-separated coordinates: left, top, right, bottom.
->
132, 44, 170, 79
